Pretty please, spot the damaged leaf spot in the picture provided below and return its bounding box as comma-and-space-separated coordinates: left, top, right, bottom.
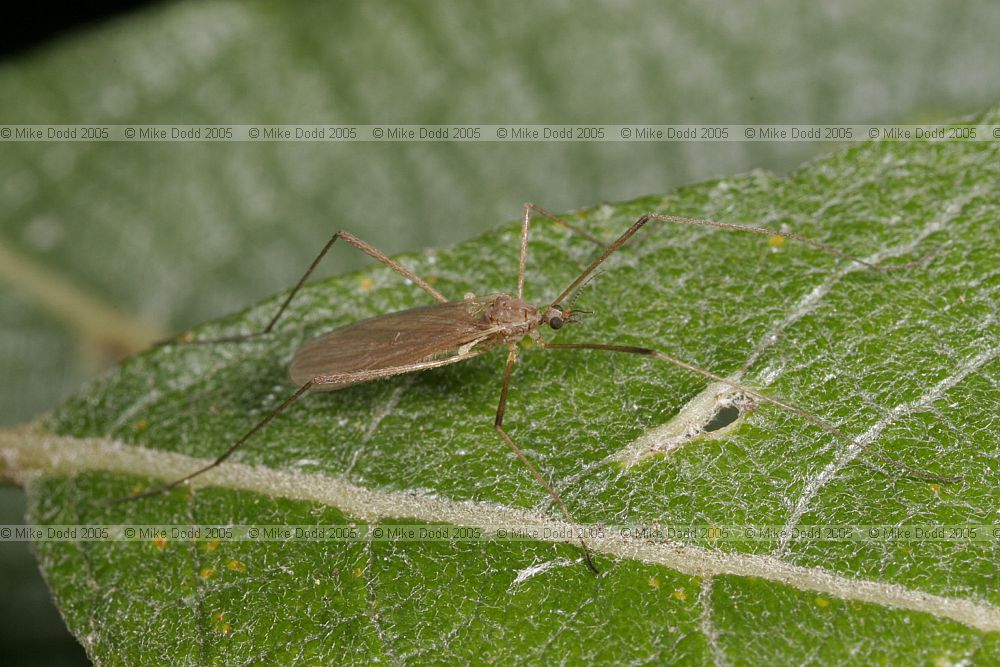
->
614, 379, 757, 467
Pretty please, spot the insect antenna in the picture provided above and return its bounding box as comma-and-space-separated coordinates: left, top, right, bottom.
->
550, 211, 937, 311
561, 269, 604, 318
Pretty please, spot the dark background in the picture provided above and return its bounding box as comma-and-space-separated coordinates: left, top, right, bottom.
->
1, 2, 159, 58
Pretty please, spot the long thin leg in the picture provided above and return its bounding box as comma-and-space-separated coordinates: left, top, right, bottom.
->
494, 343, 600, 574
112, 381, 316, 504
517, 203, 608, 300
538, 340, 962, 483
161, 230, 448, 346
119, 345, 492, 504
549, 212, 925, 309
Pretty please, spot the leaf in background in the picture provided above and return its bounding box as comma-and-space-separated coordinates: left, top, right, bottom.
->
4, 108, 998, 665
5, 0, 1000, 426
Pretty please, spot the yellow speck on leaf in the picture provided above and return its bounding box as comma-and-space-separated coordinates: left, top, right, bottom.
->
205, 540, 220, 552
768, 234, 786, 249
212, 613, 232, 636
359, 276, 375, 292
647, 577, 660, 589
133, 419, 148, 432
672, 589, 687, 601
707, 526, 721, 541
153, 536, 167, 551
929, 483, 942, 494
352, 567, 364, 578
815, 596, 830, 608
200, 567, 215, 580
226, 559, 246, 572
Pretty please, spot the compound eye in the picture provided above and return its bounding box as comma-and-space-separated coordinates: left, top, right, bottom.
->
549, 316, 564, 330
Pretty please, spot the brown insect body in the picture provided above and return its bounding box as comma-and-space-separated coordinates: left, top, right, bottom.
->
289, 294, 546, 391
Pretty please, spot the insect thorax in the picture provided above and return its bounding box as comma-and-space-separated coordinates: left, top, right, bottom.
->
484, 294, 541, 336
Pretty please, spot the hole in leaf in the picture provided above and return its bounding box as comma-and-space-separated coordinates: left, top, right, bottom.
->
615, 378, 758, 467
702, 404, 741, 432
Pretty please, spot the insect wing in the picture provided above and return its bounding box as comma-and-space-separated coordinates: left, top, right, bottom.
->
289, 297, 501, 389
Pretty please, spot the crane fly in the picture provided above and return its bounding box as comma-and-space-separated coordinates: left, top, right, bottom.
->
123, 203, 960, 574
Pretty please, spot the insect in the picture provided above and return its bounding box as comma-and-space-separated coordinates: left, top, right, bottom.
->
124, 203, 959, 573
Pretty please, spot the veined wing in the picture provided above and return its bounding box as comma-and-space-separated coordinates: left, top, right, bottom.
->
289, 296, 505, 390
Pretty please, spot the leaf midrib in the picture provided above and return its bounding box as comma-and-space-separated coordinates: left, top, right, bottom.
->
2, 425, 997, 634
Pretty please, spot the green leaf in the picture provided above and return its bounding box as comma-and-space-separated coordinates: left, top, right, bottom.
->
5, 114, 1000, 664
